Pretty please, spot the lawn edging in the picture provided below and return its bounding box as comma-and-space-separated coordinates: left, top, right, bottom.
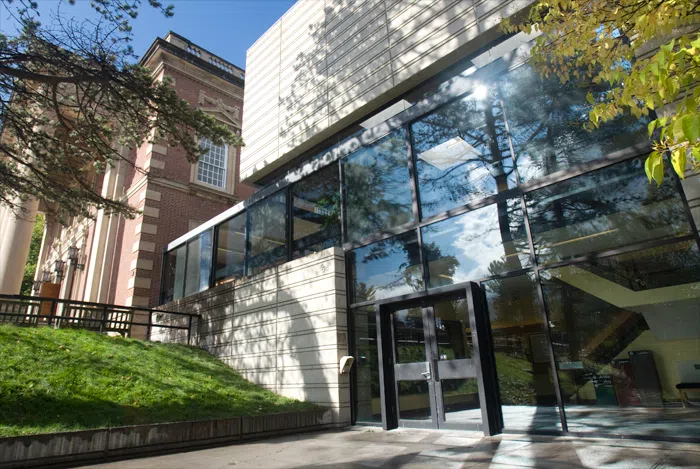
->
0, 408, 336, 468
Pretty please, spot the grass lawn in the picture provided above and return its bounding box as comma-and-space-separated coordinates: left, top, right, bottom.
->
0, 324, 317, 437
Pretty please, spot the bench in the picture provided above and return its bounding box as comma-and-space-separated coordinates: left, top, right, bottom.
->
676, 383, 700, 407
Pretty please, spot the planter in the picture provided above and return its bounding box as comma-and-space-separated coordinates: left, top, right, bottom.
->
0, 408, 334, 468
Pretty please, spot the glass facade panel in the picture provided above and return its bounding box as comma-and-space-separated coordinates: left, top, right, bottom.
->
542, 240, 700, 437
526, 158, 692, 265
342, 129, 414, 243
421, 199, 530, 288
412, 85, 515, 219
397, 379, 432, 421
292, 164, 341, 258
434, 299, 472, 360
215, 214, 246, 283
442, 378, 480, 425
483, 273, 561, 431
350, 230, 423, 304
248, 192, 287, 276
161, 245, 186, 303
502, 64, 649, 183
184, 230, 212, 297
353, 305, 382, 424
393, 307, 426, 364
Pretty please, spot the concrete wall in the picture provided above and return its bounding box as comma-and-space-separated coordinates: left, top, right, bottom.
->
240, 0, 533, 183
154, 247, 350, 424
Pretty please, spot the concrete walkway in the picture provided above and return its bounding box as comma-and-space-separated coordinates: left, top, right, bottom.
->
81, 427, 700, 469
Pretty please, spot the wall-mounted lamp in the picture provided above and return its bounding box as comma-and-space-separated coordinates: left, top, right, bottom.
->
41, 271, 51, 282
68, 246, 84, 270
32, 280, 42, 292
54, 260, 65, 280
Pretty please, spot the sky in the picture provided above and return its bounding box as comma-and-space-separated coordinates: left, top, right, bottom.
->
0, 0, 298, 69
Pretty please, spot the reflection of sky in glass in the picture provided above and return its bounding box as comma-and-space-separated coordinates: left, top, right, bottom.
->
352, 231, 423, 303
199, 231, 212, 292
422, 201, 529, 287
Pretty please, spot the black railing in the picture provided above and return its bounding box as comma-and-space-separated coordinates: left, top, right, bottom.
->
0, 294, 198, 343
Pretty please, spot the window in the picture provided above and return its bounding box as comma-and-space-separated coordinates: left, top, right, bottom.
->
421, 199, 530, 288
352, 305, 382, 424
197, 138, 227, 188
161, 245, 186, 303
292, 164, 341, 258
342, 129, 414, 244
350, 230, 422, 304
501, 65, 649, 183
411, 84, 516, 219
184, 230, 213, 296
482, 273, 561, 431
247, 191, 287, 276
525, 157, 692, 265
215, 214, 246, 283
541, 240, 700, 437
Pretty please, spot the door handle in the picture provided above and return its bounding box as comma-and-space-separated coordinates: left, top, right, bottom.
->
421, 371, 431, 379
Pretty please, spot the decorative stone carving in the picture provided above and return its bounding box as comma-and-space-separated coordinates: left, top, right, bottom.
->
198, 90, 241, 128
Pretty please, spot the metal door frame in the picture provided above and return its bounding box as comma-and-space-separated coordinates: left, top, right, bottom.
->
375, 282, 503, 435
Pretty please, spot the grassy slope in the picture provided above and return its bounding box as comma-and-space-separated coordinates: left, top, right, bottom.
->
0, 325, 316, 437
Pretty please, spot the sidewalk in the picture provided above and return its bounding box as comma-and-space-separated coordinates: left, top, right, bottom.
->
81, 427, 700, 468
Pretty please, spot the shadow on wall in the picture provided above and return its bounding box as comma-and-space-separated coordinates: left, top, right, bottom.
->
268, 0, 502, 175
155, 247, 349, 424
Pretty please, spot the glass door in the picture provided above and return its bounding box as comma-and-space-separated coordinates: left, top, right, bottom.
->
388, 294, 483, 430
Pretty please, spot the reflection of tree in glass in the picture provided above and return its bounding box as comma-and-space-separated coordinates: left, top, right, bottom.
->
343, 130, 414, 242
411, 87, 513, 218
502, 64, 648, 181
525, 158, 690, 263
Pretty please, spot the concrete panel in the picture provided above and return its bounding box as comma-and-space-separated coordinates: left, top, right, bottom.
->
155, 248, 349, 425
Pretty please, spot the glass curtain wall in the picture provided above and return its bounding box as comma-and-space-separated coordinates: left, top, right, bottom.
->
345, 59, 699, 437
158, 37, 700, 440
292, 164, 341, 258
215, 214, 246, 284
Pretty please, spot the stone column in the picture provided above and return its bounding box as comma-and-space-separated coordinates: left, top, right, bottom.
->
0, 198, 40, 294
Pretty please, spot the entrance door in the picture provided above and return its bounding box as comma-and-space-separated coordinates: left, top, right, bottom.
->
376, 284, 502, 434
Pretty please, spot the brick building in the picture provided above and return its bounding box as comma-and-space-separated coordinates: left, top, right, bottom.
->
0, 32, 252, 307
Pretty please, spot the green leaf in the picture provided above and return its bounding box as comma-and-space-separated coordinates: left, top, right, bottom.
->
681, 115, 700, 142
645, 151, 662, 184
586, 92, 595, 105
671, 149, 686, 178
648, 120, 657, 137
661, 39, 675, 53
692, 147, 700, 163
673, 119, 685, 141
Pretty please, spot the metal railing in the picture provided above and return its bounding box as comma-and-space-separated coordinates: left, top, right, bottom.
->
0, 294, 198, 343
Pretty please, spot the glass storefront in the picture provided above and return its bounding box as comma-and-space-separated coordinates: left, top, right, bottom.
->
160, 35, 700, 440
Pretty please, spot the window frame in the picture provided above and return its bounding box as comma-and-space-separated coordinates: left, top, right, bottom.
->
196, 137, 229, 190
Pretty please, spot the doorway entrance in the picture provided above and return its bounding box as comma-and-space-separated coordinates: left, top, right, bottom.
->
375, 283, 503, 434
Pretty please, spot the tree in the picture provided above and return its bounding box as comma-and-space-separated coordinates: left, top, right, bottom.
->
0, 0, 242, 220
19, 213, 44, 295
504, 0, 700, 185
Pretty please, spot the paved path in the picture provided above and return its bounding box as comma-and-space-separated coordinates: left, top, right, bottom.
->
82, 427, 700, 469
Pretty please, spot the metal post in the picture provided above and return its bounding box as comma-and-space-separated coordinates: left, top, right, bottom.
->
49, 300, 57, 326
100, 305, 108, 332
147, 310, 153, 341
187, 315, 193, 345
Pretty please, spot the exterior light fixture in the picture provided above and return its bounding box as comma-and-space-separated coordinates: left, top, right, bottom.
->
68, 245, 84, 270
41, 270, 51, 282
32, 280, 42, 292
54, 260, 65, 280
